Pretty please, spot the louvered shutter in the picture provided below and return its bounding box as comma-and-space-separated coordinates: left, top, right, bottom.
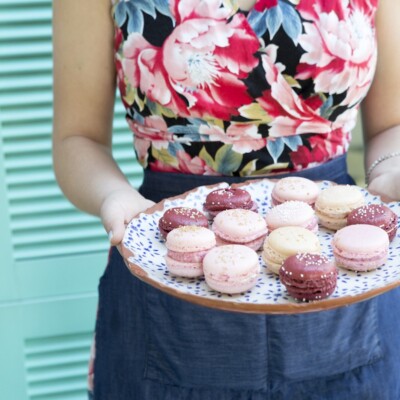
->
0, 1, 142, 398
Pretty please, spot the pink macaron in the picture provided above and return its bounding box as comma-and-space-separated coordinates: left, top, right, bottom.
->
271, 177, 320, 207
165, 226, 216, 277
265, 201, 318, 233
332, 224, 389, 271
347, 204, 398, 242
203, 245, 260, 294
212, 209, 268, 251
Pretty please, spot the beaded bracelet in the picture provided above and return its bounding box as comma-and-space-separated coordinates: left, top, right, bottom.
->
365, 151, 400, 185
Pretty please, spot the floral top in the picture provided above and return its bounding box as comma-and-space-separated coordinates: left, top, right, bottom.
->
112, 0, 378, 176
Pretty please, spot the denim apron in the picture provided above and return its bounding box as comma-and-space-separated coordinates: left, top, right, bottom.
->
93, 155, 400, 400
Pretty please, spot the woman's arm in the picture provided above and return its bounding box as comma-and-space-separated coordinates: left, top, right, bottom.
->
362, 0, 400, 201
52, 0, 153, 244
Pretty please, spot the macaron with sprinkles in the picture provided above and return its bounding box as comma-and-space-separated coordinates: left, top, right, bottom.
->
158, 207, 209, 239
347, 204, 398, 242
265, 200, 318, 234
279, 253, 338, 301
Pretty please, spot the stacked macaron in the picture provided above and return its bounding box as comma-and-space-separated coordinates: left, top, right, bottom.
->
265, 201, 318, 233
315, 185, 365, 230
159, 207, 209, 239
279, 253, 338, 301
165, 226, 216, 277
271, 177, 320, 207
262, 226, 321, 274
212, 209, 268, 251
347, 204, 398, 241
203, 187, 257, 219
332, 224, 389, 271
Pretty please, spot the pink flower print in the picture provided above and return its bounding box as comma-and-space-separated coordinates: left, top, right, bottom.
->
254, 0, 278, 12
257, 45, 332, 137
297, 3, 377, 106
122, 0, 260, 120
150, 151, 212, 175
199, 123, 266, 153
128, 116, 172, 165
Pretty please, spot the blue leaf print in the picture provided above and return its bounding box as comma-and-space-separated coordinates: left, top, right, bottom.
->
126, 3, 144, 34
114, 2, 128, 26
279, 1, 302, 45
282, 135, 302, 151
266, 6, 283, 39
320, 96, 334, 118
133, 110, 145, 125
247, 9, 268, 37
168, 142, 185, 157
187, 118, 204, 126
135, 0, 157, 19
168, 125, 201, 141
267, 138, 285, 163
153, 0, 174, 21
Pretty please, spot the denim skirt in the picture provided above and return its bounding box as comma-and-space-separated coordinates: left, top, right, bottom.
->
93, 155, 400, 400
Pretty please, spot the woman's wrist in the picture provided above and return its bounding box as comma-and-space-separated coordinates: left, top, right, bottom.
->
365, 151, 400, 185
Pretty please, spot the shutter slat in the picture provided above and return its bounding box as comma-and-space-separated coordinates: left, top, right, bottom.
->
16, 242, 108, 260
11, 213, 98, 231
0, 91, 52, 106
0, 9, 51, 24
0, 75, 51, 90
0, 58, 52, 74
0, 42, 52, 57
13, 226, 105, 245
0, 25, 51, 40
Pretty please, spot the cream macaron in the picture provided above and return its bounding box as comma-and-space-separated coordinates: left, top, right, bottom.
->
262, 226, 321, 274
315, 185, 365, 231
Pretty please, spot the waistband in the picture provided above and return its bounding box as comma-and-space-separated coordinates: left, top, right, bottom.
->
139, 155, 355, 202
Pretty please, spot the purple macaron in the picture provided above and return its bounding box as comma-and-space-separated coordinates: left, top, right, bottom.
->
279, 253, 338, 301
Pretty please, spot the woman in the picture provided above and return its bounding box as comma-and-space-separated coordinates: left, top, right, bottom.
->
52, 0, 400, 398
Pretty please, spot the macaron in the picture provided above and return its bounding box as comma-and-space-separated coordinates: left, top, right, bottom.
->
262, 226, 321, 274
203, 187, 257, 219
332, 224, 389, 271
203, 245, 260, 294
315, 185, 365, 231
347, 204, 398, 242
158, 207, 209, 239
279, 253, 338, 301
271, 177, 320, 207
265, 201, 318, 234
165, 226, 216, 277
212, 209, 268, 251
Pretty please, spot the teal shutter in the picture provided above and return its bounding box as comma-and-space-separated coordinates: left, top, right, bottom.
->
0, 1, 142, 398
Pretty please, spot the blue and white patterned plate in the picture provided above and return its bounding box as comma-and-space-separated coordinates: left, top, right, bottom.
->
122, 180, 400, 314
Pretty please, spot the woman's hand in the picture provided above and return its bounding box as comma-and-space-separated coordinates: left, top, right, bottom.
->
100, 188, 155, 246
368, 167, 400, 203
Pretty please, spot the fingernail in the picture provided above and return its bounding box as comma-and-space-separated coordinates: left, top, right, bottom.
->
108, 231, 113, 242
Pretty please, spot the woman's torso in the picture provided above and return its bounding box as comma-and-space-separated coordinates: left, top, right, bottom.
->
111, 0, 378, 176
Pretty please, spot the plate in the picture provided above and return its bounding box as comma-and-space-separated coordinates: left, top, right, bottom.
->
121, 179, 400, 314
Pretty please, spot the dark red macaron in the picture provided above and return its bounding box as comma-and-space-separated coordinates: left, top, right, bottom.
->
279, 253, 338, 302
158, 207, 209, 240
347, 204, 398, 242
203, 188, 257, 218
